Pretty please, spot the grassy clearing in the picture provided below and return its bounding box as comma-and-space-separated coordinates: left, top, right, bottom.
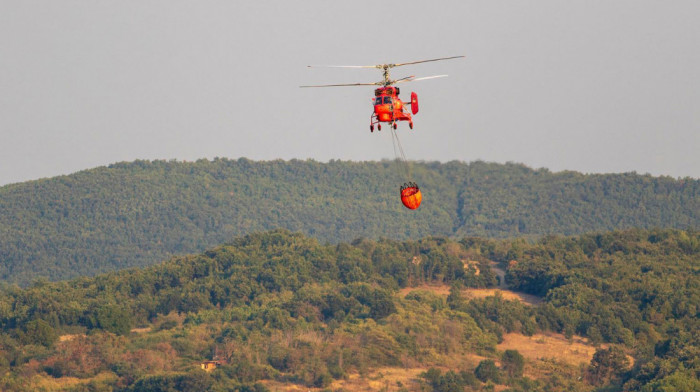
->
398, 284, 452, 297
463, 288, 542, 306
398, 284, 543, 306
29, 371, 117, 391
334, 367, 426, 391
58, 334, 85, 342
497, 333, 596, 367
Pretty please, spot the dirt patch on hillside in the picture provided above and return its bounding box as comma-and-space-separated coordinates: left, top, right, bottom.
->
399, 284, 542, 306
464, 288, 543, 305
29, 371, 117, 391
399, 284, 452, 297
58, 334, 85, 342
337, 367, 425, 391
264, 365, 512, 391
497, 333, 596, 367
262, 368, 425, 391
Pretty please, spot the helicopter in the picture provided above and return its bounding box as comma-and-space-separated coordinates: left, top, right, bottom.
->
301, 56, 464, 131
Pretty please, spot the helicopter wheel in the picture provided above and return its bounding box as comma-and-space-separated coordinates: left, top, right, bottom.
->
392, 122, 397, 130
409, 122, 413, 129
377, 124, 381, 131
370, 125, 374, 132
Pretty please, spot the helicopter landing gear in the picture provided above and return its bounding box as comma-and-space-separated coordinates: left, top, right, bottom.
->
392, 122, 397, 130
409, 122, 413, 129
377, 124, 381, 131
370, 125, 374, 132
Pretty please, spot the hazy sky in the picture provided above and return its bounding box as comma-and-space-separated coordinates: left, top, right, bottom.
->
1, 1, 698, 185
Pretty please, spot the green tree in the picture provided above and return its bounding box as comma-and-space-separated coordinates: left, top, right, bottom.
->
475, 359, 500, 383
587, 346, 630, 386
96, 304, 133, 335
21, 319, 57, 347
501, 349, 525, 378
446, 281, 467, 311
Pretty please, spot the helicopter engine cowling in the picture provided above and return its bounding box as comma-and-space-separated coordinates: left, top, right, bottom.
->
411, 92, 419, 115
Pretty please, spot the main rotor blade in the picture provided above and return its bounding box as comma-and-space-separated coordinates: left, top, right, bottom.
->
300, 82, 380, 88
392, 56, 465, 68
392, 75, 415, 83
306, 65, 377, 69
394, 75, 448, 84
307, 55, 464, 69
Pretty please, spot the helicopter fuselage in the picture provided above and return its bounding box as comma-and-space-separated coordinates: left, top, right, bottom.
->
370, 86, 418, 131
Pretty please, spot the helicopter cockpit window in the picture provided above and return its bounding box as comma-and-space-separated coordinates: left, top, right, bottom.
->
375, 97, 383, 105
383, 96, 392, 104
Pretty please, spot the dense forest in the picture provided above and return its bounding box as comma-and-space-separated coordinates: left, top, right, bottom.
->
0, 229, 697, 391
1, 159, 697, 285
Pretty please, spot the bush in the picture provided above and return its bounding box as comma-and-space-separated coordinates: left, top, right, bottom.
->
587, 346, 630, 386
475, 359, 500, 383
501, 349, 525, 378
22, 319, 57, 347
95, 304, 133, 335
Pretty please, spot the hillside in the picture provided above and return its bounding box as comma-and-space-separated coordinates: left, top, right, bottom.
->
0, 158, 697, 284
0, 229, 697, 391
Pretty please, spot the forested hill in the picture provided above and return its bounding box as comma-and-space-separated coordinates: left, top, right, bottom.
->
0, 158, 698, 284
0, 229, 698, 391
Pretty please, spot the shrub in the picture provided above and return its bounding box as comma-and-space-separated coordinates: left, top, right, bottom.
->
475, 359, 500, 383
501, 349, 525, 378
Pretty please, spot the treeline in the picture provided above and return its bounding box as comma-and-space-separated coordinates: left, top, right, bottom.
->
499, 228, 700, 391
0, 230, 496, 337
0, 229, 697, 391
1, 158, 697, 285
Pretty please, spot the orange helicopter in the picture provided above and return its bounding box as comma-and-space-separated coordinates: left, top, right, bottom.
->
301, 56, 464, 132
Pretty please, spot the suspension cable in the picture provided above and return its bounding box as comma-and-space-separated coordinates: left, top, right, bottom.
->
390, 126, 411, 181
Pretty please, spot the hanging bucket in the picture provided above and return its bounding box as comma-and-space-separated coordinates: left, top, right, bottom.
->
400, 182, 422, 210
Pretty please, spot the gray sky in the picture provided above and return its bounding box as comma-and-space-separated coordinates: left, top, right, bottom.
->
1, 1, 699, 186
